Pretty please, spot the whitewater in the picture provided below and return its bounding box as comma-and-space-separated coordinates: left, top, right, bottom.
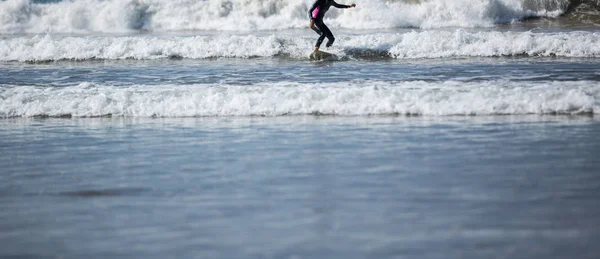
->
1, 30, 599, 62
1, 0, 599, 118
0, 0, 585, 34
0, 80, 598, 117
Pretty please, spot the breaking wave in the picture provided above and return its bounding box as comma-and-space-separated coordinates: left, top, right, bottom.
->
1, 81, 598, 117
1, 0, 596, 34
1, 31, 599, 62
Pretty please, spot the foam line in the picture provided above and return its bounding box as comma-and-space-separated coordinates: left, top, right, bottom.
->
1, 31, 599, 62
0, 0, 568, 34
1, 81, 597, 117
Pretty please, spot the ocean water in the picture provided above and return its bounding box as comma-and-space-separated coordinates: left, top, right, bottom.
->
1, 0, 600, 258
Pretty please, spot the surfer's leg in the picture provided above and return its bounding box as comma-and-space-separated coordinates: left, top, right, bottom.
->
320, 23, 335, 47
316, 33, 327, 48
310, 20, 322, 35
311, 26, 322, 35
314, 20, 327, 49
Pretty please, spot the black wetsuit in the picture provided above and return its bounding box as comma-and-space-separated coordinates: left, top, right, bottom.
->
308, 0, 351, 48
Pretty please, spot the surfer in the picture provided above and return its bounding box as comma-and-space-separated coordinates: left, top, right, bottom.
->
308, 0, 356, 52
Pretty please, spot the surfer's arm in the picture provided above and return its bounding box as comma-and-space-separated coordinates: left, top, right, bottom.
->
332, 1, 356, 8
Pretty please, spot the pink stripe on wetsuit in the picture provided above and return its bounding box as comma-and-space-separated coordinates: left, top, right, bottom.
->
312, 7, 320, 19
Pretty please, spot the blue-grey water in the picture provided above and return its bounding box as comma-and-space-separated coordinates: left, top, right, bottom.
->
2, 0, 600, 258
1, 116, 600, 258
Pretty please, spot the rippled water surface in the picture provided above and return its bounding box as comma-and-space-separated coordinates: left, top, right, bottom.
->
1, 116, 599, 258
2, 58, 600, 86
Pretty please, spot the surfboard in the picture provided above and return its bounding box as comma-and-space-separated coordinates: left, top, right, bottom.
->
309, 50, 337, 61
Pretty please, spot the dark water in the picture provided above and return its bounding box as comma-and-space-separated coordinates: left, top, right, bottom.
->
2, 57, 600, 86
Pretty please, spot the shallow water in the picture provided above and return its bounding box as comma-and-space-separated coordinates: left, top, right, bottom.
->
2, 57, 600, 85
1, 116, 600, 258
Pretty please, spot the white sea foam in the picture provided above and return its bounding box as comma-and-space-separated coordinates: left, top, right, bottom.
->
0, 34, 292, 61
0, 0, 565, 34
385, 30, 600, 58
1, 81, 597, 117
1, 31, 599, 61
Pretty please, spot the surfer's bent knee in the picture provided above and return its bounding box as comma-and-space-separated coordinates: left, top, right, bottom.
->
326, 36, 335, 47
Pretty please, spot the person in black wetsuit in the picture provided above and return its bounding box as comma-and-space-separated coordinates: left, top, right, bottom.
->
308, 0, 356, 52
